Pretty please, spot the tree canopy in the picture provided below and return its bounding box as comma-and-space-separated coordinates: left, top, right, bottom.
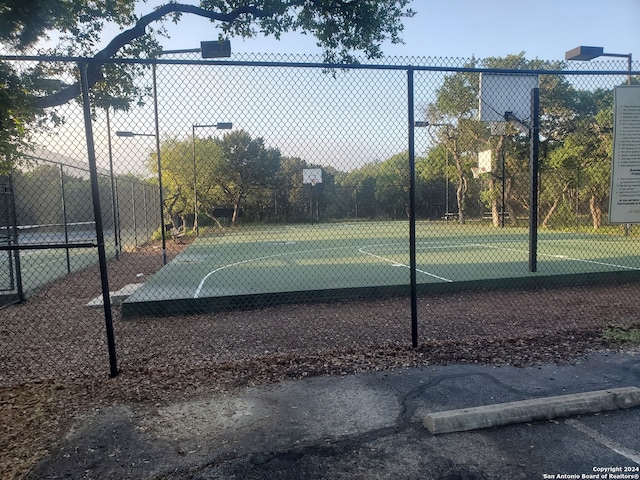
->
1, 0, 414, 169
1, 0, 414, 106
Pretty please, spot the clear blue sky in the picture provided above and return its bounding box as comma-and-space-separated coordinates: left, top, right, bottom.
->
130, 0, 639, 64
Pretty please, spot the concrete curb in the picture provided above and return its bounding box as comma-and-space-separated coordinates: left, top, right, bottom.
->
423, 386, 640, 434
86, 283, 144, 307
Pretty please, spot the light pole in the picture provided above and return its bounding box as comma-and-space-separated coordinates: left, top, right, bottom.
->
415, 121, 453, 220
565, 46, 632, 85
192, 122, 233, 235
150, 40, 232, 241
105, 107, 120, 259
115, 129, 167, 265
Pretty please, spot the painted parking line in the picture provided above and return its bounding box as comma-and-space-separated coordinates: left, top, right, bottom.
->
566, 419, 640, 465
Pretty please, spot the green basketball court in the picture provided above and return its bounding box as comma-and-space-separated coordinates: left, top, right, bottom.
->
121, 221, 640, 317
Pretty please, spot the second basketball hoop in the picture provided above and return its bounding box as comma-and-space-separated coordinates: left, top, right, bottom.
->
303, 168, 323, 186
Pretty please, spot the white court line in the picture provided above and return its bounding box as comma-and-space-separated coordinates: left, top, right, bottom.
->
358, 245, 453, 282
566, 419, 640, 465
194, 245, 352, 298
195, 241, 455, 298
467, 243, 640, 271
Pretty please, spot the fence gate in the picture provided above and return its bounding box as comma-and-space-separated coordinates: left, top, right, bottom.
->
0, 174, 22, 305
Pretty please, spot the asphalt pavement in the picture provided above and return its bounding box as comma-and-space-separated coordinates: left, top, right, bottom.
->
29, 351, 640, 479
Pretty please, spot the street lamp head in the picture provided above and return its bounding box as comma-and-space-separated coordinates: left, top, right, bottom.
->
200, 40, 231, 59
416, 121, 450, 128
115, 131, 155, 137
115, 131, 135, 137
216, 122, 233, 130
565, 46, 604, 61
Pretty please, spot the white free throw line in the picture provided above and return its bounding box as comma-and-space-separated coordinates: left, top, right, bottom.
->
566, 419, 640, 465
358, 246, 453, 282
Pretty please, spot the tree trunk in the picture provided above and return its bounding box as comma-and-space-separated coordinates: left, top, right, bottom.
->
590, 195, 603, 229
490, 137, 506, 228
232, 194, 243, 226
455, 157, 467, 225
486, 176, 499, 227
542, 197, 560, 228
504, 179, 518, 227
456, 179, 466, 224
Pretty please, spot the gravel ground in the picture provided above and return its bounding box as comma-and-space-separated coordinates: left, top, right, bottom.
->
1, 239, 639, 479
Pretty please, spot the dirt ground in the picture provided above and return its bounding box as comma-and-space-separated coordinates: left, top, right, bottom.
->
1, 239, 639, 479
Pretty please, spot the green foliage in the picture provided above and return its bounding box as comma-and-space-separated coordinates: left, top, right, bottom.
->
276, 156, 312, 221
156, 130, 282, 226
602, 326, 640, 345
1, 0, 414, 174
0, 0, 137, 50
416, 144, 448, 181
203, 0, 414, 63
421, 52, 623, 229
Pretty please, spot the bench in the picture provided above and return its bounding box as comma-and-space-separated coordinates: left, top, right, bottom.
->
170, 225, 185, 243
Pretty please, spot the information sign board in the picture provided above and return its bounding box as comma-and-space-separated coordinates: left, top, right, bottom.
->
609, 86, 640, 224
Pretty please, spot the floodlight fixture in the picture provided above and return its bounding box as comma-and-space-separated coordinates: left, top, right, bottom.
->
193, 122, 233, 130
115, 131, 155, 137
565, 46, 605, 61
565, 45, 632, 85
155, 40, 231, 59
200, 40, 231, 58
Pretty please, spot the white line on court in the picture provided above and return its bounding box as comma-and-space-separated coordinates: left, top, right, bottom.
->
194, 245, 353, 298
358, 245, 453, 282
194, 241, 455, 298
566, 419, 640, 465
467, 243, 640, 271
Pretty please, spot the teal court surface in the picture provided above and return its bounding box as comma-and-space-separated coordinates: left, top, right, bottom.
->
121, 221, 640, 317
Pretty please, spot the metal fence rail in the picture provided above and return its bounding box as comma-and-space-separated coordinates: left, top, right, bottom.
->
0, 52, 638, 381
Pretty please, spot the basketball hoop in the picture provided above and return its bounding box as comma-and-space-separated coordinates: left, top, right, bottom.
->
303, 168, 322, 186
471, 166, 481, 179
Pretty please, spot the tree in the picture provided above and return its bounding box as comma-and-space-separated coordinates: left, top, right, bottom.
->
211, 130, 281, 225
425, 60, 483, 224
149, 136, 225, 229
1, 0, 415, 170
153, 131, 281, 227
547, 88, 614, 229
335, 162, 379, 219
425, 53, 580, 227
374, 152, 410, 219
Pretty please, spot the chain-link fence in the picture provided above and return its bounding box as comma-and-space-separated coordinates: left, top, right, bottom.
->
1, 151, 159, 300
1, 53, 639, 383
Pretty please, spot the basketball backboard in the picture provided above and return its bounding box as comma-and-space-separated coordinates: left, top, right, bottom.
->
478, 149, 492, 173
302, 168, 322, 185
479, 73, 539, 123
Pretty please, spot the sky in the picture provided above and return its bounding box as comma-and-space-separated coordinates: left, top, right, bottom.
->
32, 0, 640, 174
126, 0, 640, 65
